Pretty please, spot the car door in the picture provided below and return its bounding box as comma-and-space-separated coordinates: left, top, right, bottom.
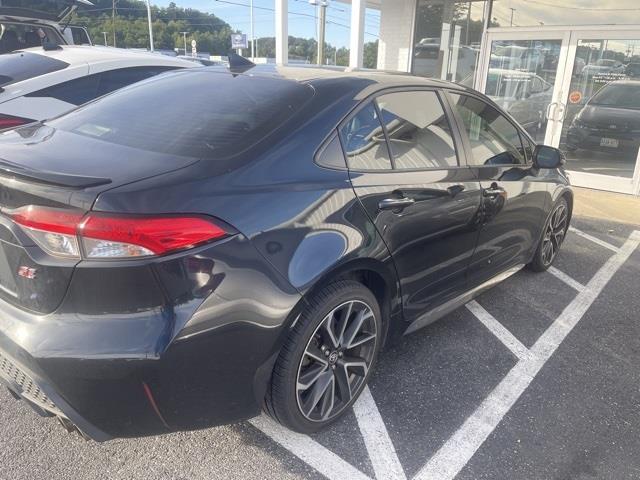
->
444, 91, 549, 286
342, 89, 483, 324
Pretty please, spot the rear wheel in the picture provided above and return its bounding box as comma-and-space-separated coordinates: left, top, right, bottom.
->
265, 280, 382, 433
528, 197, 569, 272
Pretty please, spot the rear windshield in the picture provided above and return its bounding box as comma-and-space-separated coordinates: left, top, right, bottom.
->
0, 51, 69, 87
50, 70, 314, 158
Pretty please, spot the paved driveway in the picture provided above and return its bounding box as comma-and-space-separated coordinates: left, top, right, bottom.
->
1, 215, 639, 480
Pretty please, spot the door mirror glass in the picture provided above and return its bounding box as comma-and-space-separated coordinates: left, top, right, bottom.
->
534, 145, 565, 169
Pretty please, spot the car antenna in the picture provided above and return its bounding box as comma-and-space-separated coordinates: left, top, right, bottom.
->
227, 52, 256, 74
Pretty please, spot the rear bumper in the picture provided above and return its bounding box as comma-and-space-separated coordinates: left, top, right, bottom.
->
566, 127, 640, 152
0, 234, 302, 440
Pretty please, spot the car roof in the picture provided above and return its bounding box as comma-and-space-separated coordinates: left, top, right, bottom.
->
233, 64, 468, 93
15, 45, 196, 67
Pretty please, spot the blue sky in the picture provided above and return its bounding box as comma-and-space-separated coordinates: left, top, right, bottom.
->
153, 0, 380, 48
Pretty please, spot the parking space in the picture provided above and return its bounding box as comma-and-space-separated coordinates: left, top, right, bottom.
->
1, 214, 639, 480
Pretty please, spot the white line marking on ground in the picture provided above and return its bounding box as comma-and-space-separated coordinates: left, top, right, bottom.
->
547, 266, 586, 292
569, 226, 620, 253
465, 300, 530, 361
353, 386, 407, 480
415, 230, 640, 480
249, 415, 372, 480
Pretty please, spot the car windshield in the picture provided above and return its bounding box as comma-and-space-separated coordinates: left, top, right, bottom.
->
589, 82, 640, 109
0, 22, 63, 54
0, 51, 69, 87
50, 70, 314, 158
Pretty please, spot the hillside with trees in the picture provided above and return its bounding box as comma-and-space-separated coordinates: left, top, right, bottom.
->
72, 0, 378, 67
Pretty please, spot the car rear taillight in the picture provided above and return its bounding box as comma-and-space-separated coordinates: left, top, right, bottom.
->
9, 206, 229, 259
0, 114, 36, 130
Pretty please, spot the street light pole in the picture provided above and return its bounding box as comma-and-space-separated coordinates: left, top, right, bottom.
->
181, 31, 188, 56
145, 0, 155, 52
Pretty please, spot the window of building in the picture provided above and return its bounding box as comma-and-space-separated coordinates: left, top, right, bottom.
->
490, 0, 640, 28
412, 0, 487, 84
376, 91, 458, 169
340, 102, 393, 170
449, 93, 526, 166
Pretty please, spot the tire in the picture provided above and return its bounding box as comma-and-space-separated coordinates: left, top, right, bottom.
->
528, 197, 569, 272
264, 280, 382, 433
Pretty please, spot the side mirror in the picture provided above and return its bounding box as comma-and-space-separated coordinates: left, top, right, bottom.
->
533, 145, 565, 169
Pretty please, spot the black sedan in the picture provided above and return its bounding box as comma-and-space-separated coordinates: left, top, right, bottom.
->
566, 80, 640, 154
0, 66, 571, 440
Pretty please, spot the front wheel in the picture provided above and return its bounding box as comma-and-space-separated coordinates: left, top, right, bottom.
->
264, 280, 382, 433
528, 197, 569, 272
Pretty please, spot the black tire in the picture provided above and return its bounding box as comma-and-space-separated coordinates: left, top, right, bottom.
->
528, 197, 569, 272
264, 280, 382, 433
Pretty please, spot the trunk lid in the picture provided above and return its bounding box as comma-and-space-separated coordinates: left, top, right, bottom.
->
0, 123, 198, 314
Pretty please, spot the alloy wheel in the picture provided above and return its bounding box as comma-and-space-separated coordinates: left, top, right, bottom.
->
296, 300, 377, 422
541, 202, 568, 266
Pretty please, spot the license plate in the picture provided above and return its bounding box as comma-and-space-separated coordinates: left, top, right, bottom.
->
600, 137, 619, 148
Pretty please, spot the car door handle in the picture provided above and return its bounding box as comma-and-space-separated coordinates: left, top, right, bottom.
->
378, 197, 415, 210
483, 186, 505, 197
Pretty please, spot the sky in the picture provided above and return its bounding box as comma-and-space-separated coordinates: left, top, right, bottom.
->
153, 0, 380, 48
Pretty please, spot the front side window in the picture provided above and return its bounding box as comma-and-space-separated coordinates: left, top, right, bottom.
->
376, 91, 458, 169
449, 93, 526, 166
339, 102, 392, 171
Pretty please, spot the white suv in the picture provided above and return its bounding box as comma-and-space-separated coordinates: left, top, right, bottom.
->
0, 46, 200, 129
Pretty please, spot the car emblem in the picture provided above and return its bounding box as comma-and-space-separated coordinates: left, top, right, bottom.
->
17, 266, 37, 279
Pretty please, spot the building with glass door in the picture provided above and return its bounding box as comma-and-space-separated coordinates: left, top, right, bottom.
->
273, 0, 640, 195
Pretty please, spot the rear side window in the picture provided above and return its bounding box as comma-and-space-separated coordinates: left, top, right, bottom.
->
376, 91, 458, 169
339, 102, 392, 170
51, 70, 313, 158
0, 51, 69, 88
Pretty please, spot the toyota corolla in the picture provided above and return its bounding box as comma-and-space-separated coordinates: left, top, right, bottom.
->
0, 66, 571, 440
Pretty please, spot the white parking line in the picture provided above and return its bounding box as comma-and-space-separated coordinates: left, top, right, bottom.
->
353, 386, 407, 480
249, 415, 371, 480
415, 230, 640, 480
465, 300, 531, 361
569, 226, 620, 253
547, 266, 586, 292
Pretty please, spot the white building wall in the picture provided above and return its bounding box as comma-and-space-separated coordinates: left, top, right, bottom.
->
376, 0, 416, 72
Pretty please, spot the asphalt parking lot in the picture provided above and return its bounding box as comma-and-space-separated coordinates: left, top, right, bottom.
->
1, 213, 639, 480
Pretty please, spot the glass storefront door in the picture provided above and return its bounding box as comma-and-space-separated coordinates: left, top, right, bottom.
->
557, 31, 640, 194
480, 29, 640, 195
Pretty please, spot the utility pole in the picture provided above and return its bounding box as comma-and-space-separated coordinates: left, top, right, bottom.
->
102, 31, 108, 46
181, 31, 188, 56
112, 0, 116, 47
310, 0, 328, 65
250, 0, 255, 60
145, 0, 154, 52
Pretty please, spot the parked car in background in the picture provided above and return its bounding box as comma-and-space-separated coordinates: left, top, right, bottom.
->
566, 80, 640, 153
0, 0, 92, 54
0, 46, 198, 129
0, 65, 571, 440
581, 58, 625, 77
